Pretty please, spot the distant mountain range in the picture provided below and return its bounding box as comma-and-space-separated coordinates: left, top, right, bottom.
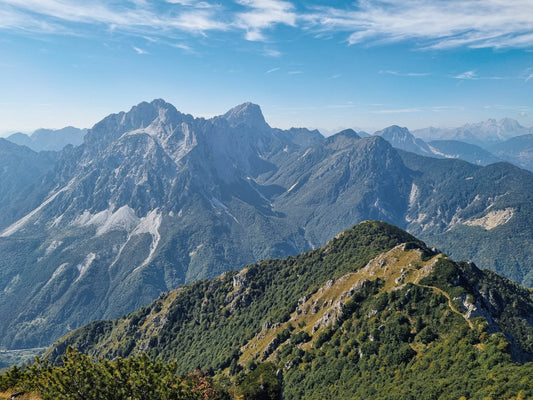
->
44, 221, 533, 399
7, 126, 87, 152
413, 118, 532, 147
1, 100, 533, 350
375, 122, 533, 171
488, 133, 533, 172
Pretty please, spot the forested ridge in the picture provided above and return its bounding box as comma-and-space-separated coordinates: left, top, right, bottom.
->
3, 221, 533, 399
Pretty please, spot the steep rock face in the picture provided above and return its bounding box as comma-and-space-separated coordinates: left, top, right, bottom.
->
223, 102, 269, 131
0, 100, 319, 348
0, 139, 57, 226
267, 135, 413, 246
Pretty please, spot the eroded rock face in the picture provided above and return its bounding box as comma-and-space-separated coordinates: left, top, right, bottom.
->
262, 336, 280, 360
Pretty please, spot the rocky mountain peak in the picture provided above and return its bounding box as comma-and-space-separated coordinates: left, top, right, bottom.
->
375, 125, 433, 155
223, 102, 269, 130
376, 125, 412, 142
334, 128, 360, 139
323, 128, 360, 149
83, 99, 189, 153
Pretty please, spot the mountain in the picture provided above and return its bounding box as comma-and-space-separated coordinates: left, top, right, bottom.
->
427, 139, 502, 166
7, 126, 87, 152
0, 139, 57, 226
374, 125, 433, 156
0, 100, 323, 348
489, 134, 533, 172
1, 99, 533, 350
413, 118, 531, 149
44, 221, 533, 399
376, 126, 503, 167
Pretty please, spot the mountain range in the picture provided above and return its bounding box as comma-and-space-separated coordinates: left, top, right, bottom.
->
7, 127, 87, 152
375, 123, 533, 171
43, 221, 533, 399
413, 118, 532, 147
1, 99, 533, 349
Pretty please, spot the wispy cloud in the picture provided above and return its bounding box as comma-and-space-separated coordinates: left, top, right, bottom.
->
1, 0, 532, 50
235, 0, 297, 41
455, 70, 477, 79
171, 42, 194, 53
380, 70, 430, 77
263, 48, 282, 57
0, 0, 228, 37
166, 0, 213, 8
288, 70, 302, 75
307, 0, 533, 50
133, 46, 148, 54
453, 70, 511, 80
266, 67, 280, 73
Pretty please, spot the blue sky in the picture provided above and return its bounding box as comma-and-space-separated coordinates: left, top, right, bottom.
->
1, 0, 532, 135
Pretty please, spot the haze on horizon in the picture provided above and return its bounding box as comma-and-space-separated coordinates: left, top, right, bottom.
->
0, 0, 532, 134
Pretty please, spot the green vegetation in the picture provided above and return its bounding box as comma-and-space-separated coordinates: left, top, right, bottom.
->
1, 347, 229, 400
46, 221, 422, 369
8, 221, 533, 399
401, 151, 533, 286
0, 348, 46, 370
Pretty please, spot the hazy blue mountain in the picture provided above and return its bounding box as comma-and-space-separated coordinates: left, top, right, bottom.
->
489, 134, 533, 172
374, 125, 433, 156
7, 126, 87, 152
427, 139, 502, 166
413, 118, 531, 148
0, 138, 57, 226
1, 99, 532, 350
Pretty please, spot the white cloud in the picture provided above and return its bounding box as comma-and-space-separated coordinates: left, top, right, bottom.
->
1, 0, 532, 50
266, 67, 280, 73
166, 0, 194, 4
263, 48, 281, 57
455, 70, 477, 79
171, 42, 194, 52
167, 10, 228, 33
133, 46, 147, 54
0, 0, 228, 37
235, 0, 297, 42
307, 0, 533, 50
379, 70, 430, 77
165, 0, 213, 7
